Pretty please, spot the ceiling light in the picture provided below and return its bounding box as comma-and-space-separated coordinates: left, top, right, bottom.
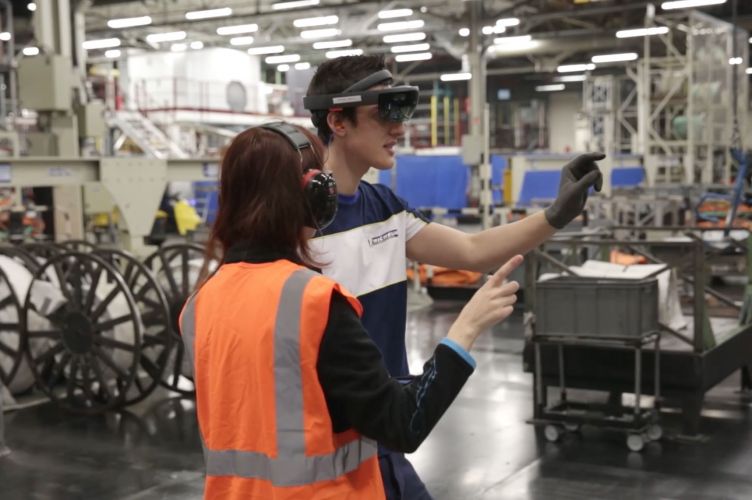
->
313, 39, 352, 49
265, 54, 301, 64
171, 43, 187, 52
107, 16, 152, 29
82, 38, 121, 50
746, 68, 752, 74
482, 26, 494, 35
377, 20, 425, 32
190, 41, 204, 50
494, 35, 532, 45
440, 72, 471, 81
395, 52, 432, 62
295, 62, 311, 70
105, 49, 121, 58
493, 25, 506, 34
248, 45, 285, 55
496, 17, 520, 27
616, 26, 670, 38
146, 31, 186, 44
557, 63, 595, 73
729, 57, 742, 65
185, 7, 232, 20
661, 0, 726, 9
591, 52, 638, 63
391, 43, 430, 53
300, 28, 341, 39
536, 84, 566, 92
555, 74, 587, 82
27, 3, 36, 12
326, 49, 364, 59
23, 47, 39, 56
0, 32, 11, 41
383, 32, 426, 43
217, 24, 258, 35
459, 28, 469, 37
272, 0, 320, 10
278, 64, 290, 72
378, 8, 413, 19
294, 15, 338, 27
230, 36, 255, 46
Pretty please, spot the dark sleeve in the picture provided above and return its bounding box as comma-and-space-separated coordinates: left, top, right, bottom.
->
317, 292, 474, 453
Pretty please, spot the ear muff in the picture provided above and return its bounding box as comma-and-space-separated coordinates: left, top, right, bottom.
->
302, 169, 337, 230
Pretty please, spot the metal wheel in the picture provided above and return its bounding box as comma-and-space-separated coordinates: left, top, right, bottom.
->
144, 243, 211, 395
21, 242, 63, 264
58, 240, 97, 253
544, 424, 562, 443
0, 260, 23, 390
95, 248, 173, 405
0, 245, 42, 273
22, 251, 143, 413
646, 424, 663, 442
626, 433, 645, 452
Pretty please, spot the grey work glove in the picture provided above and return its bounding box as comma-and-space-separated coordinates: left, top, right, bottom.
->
544, 153, 605, 229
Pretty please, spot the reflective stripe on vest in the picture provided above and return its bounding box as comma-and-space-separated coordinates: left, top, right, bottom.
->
181, 268, 378, 487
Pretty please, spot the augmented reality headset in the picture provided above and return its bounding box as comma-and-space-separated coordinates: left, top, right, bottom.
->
303, 69, 419, 123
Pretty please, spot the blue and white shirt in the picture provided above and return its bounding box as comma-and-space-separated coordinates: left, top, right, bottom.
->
310, 181, 429, 377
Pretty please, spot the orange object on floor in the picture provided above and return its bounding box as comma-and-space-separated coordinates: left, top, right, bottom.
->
609, 250, 647, 266
407, 264, 482, 286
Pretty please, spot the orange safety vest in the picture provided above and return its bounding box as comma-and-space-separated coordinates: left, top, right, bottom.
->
180, 259, 385, 500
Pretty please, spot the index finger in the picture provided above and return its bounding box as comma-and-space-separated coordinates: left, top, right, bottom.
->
571, 153, 605, 178
488, 255, 524, 286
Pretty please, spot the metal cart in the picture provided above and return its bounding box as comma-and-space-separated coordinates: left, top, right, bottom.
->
528, 274, 663, 452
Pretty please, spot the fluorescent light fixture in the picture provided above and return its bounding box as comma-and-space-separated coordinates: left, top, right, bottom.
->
555, 74, 587, 82
496, 17, 520, 27
0, 32, 11, 41
27, 3, 36, 12
494, 25, 506, 34
105, 49, 121, 58
146, 31, 186, 43
440, 72, 472, 81
295, 62, 311, 70
746, 67, 752, 74
300, 28, 341, 39
377, 20, 425, 32
190, 41, 204, 50
557, 63, 595, 73
265, 54, 301, 64
383, 32, 426, 43
171, 43, 187, 52
185, 7, 232, 20
729, 57, 743, 65
391, 43, 430, 53
108, 16, 152, 29
482, 26, 494, 35
459, 28, 469, 37
591, 52, 638, 63
395, 52, 432, 62
23, 46, 39, 56
278, 64, 290, 72
378, 8, 413, 19
230, 36, 255, 46
616, 26, 670, 38
217, 24, 258, 35
313, 39, 352, 49
326, 49, 364, 59
248, 45, 285, 55
294, 15, 338, 27
536, 84, 566, 92
272, 0, 319, 10
82, 38, 121, 50
494, 34, 532, 45
661, 0, 726, 9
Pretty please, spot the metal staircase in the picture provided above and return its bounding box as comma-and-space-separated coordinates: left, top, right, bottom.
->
109, 111, 188, 159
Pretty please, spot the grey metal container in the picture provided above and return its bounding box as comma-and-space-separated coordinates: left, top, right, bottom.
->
534, 276, 659, 339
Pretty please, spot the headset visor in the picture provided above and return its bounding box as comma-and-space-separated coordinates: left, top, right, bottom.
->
303, 86, 419, 123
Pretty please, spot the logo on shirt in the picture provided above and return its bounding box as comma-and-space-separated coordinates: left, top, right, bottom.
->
368, 229, 399, 247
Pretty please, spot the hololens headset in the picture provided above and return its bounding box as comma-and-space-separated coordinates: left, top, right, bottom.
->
303, 69, 419, 127
258, 122, 338, 230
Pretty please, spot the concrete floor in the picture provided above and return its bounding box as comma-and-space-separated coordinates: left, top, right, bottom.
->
2, 299, 752, 499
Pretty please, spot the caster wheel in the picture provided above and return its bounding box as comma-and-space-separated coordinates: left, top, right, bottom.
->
647, 424, 663, 442
544, 424, 562, 442
564, 423, 581, 432
627, 433, 645, 452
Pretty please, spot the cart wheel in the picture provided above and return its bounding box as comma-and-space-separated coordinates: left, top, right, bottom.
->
646, 424, 663, 442
626, 433, 645, 452
564, 423, 581, 433
544, 425, 562, 443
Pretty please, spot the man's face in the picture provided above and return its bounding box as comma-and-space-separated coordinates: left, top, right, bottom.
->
338, 86, 406, 170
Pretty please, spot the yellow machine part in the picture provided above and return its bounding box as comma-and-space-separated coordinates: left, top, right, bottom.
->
173, 200, 201, 235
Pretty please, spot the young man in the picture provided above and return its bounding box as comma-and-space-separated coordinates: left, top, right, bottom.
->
304, 55, 603, 500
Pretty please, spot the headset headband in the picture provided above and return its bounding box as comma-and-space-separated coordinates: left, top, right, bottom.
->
258, 122, 311, 152
344, 69, 394, 92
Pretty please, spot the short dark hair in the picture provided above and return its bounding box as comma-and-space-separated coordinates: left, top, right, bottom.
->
306, 55, 387, 143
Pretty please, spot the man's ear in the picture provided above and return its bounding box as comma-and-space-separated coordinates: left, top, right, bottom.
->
326, 111, 348, 138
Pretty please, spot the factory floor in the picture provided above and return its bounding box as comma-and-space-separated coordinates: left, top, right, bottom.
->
2, 298, 752, 499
